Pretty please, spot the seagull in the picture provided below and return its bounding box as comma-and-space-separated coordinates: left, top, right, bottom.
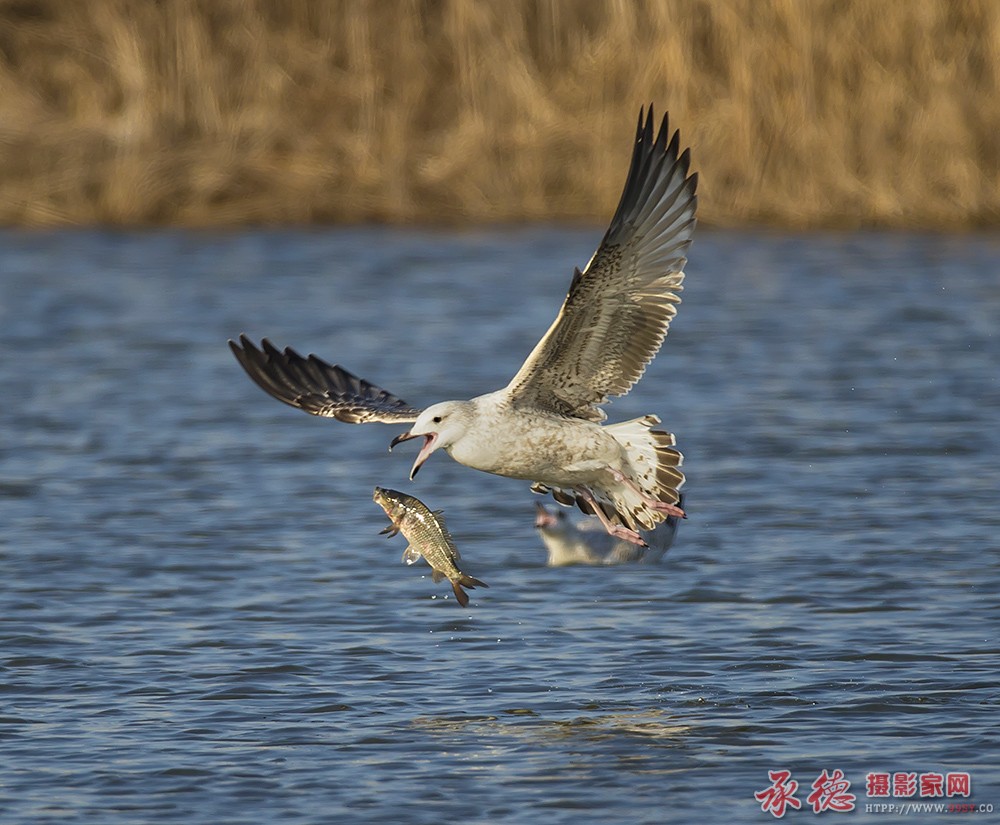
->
230, 106, 697, 546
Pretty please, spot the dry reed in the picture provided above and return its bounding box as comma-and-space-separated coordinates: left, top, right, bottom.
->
1, 0, 998, 228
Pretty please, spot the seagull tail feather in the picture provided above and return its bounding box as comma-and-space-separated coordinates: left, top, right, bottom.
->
605, 415, 685, 530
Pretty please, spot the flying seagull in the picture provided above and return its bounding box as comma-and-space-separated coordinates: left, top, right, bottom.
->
230, 106, 697, 546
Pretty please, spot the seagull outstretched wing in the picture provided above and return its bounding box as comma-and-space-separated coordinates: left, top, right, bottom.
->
504, 106, 697, 422
229, 335, 422, 424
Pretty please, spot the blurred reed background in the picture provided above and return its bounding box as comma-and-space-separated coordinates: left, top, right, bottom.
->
1, 0, 998, 228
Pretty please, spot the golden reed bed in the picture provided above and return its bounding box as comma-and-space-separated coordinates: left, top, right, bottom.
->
1, 0, 998, 228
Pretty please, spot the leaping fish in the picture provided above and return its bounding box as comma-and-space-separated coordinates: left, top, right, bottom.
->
231, 106, 696, 547
372, 487, 488, 607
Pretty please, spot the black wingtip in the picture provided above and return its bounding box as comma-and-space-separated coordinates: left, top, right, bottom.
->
229, 333, 251, 354
228, 334, 256, 371
643, 104, 655, 143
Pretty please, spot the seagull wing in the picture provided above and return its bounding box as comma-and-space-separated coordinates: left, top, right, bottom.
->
505, 106, 697, 422
229, 334, 422, 424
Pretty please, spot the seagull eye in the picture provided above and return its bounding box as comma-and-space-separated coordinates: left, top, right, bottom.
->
432, 416, 442, 424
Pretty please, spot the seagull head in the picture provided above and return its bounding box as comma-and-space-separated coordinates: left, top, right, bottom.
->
389, 401, 472, 480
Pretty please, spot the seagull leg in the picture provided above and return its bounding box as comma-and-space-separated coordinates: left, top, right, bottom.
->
608, 469, 686, 518
575, 488, 647, 547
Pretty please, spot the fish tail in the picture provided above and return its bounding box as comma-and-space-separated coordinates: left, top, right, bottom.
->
450, 574, 488, 607
450, 580, 470, 608
459, 574, 488, 590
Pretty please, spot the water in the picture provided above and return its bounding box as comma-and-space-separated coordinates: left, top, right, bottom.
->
2, 227, 998, 823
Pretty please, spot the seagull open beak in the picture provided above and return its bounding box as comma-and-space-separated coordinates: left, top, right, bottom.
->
389, 431, 439, 480
389, 431, 418, 452
408, 433, 438, 480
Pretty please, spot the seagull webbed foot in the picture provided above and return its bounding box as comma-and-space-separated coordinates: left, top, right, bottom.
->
574, 486, 648, 548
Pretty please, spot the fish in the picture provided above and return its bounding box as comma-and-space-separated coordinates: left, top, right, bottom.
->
372, 486, 488, 607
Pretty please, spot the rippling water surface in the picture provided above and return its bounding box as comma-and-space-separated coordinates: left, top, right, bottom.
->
2, 227, 998, 823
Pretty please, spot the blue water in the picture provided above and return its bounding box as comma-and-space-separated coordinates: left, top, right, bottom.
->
1, 227, 998, 823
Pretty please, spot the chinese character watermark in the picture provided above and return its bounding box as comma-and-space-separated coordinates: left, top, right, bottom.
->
755, 769, 977, 818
